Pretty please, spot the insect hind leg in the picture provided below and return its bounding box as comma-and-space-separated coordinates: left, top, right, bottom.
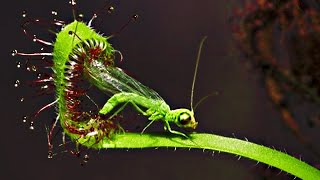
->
99, 99, 147, 118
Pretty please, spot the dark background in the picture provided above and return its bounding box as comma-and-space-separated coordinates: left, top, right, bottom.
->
1, 0, 319, 179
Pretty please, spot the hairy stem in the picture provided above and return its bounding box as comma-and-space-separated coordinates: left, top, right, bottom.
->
102, 132, 320, 179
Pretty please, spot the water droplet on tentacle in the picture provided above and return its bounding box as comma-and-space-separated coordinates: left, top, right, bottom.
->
41, 85, 49, 90
77, 14, 84, 21
51, 11, 58, 16
22, 10, 27, 18
29, 121, 34, 130
26, 65, 37, 72
48, 151, 53, 159
11, 50, 17, 56
37, 73, 42, 79
132, 14, 139, 21
33, 35, 37, 42
16, 61, 21, 68
83, 154, 89, 163
31, 65, 37, 72
107, 6, 115, 14
14, 80, 20, 87
22, 116, 27, 123
69, 0, 76, 5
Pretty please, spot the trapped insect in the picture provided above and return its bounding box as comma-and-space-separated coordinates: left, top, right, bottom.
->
85, 37, 207, 137
12, 0, 206, 157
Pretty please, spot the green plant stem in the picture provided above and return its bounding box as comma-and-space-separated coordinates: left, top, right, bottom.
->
102, 132, 320, 179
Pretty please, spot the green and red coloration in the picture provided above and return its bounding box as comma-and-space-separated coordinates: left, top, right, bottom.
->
15, 16, 199, 150
53, 20, 119, 149
53, 19, 199, 148
12, 2, 320, 178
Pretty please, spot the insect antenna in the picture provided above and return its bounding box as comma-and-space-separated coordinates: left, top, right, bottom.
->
71, 21, 80, 47
88, 3, 115, 27
108, 14, 139, 38
190, 36, 207, 111
194, 91, 219, 111
68, 30, 83, 41
69, 0, 78, 21
85, 93, 100, 110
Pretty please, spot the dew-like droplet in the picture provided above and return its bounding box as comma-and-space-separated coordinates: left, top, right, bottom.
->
22, 10, 27, 18
69, 0, 76, 5
31, 65, 37, 72
16, 61, 21, 68
41, 85, 49, 90
20, 97, 25, 102
77, 14, 84, 21
11, 50, 17, 56
71, 150, 80, 158
26, 66, 31, 71
107, 6, 115, 14
51, 11, 58, 16
132, 14, 139, 20
32, 35, 37, 42
14, 80, 20, 87
37, 73, 42, 79
48, 151, 53, 159
29, 121, 34, 130
22, 116, 27, 123
83, 154, 89, 163
40, 47, 44, 51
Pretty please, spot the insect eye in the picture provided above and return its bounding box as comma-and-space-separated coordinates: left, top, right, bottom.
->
179, 113, 191, 125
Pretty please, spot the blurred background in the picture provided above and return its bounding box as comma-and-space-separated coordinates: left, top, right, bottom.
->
2, 0, 320, 179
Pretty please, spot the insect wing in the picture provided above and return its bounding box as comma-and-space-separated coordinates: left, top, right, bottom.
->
85, 60, 164, 101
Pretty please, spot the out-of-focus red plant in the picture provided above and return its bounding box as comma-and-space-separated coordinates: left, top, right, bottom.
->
230, 0, 320, 159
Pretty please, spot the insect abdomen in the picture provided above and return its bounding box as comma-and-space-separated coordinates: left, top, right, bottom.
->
99, 92, 168, 115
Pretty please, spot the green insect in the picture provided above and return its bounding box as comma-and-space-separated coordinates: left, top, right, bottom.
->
14, 0, 207, 152
84, 37, 207, 137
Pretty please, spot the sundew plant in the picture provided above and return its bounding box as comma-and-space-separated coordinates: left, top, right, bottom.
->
11, 0, 320, 179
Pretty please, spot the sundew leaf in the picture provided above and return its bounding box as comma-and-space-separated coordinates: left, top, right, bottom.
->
100, 132, 320, 180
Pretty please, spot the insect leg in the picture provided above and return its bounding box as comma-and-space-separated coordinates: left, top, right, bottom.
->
141, 120, 156, 134
107, 102, 130, 119
100, 98, 148, 120
164, 120, 188, 138
99, 94, 149, 116
85, 93, 99, 110
129, 101, 148, 115
99, 94, 125, 115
